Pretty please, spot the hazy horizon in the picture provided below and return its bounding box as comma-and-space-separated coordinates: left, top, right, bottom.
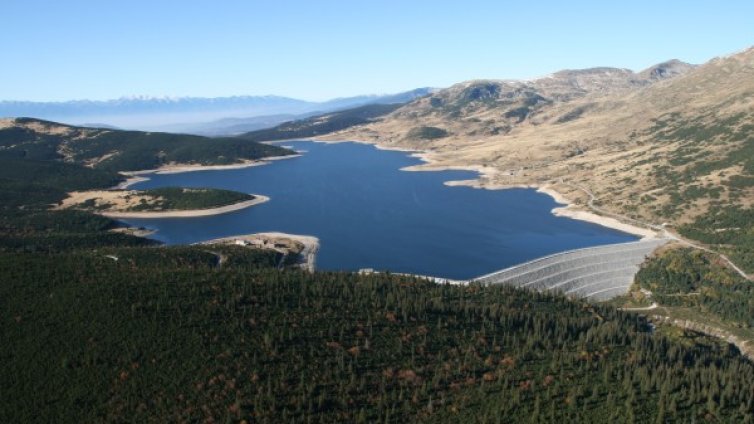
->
0, 89, 431, 104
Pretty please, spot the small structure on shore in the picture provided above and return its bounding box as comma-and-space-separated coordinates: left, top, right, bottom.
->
202, 232, 318, 273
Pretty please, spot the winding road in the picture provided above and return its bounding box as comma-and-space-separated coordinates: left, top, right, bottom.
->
561, 179, 752, 281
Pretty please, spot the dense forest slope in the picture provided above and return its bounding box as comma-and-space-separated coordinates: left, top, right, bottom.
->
0, 157, 152, 252
2, 247, 753, 423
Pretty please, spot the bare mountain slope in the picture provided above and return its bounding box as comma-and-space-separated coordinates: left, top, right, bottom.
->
327, 59, 697, 147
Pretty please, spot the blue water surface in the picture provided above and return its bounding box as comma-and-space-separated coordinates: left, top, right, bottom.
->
124, 141, 636, 279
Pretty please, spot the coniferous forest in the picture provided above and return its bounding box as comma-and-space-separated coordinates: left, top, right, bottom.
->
2, 246, 754, 423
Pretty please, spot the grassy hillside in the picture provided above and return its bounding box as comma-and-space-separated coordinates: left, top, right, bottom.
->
619, 106, 754, 272
239, 103, 403, 142
2, 247, 753, 423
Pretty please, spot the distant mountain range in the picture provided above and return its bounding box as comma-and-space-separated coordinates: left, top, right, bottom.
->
0, 88, 436, 134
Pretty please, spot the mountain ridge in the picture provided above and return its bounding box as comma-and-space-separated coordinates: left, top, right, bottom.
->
0, 88, 437, 133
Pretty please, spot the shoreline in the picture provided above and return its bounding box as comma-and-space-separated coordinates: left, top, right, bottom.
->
271, 137, 422, 154
549, 204, 658, 240
99, 195, 269, 219
536, 186, 659, 240
310, 138, 508, 188
310, 137, 659, 240
116, 154, 301, 189
201, 231, 319, 272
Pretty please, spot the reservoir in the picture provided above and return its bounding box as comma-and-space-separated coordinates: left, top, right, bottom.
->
123, 141, 637, 279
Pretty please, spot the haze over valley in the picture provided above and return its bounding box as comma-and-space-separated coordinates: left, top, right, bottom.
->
0, 88, 434, 134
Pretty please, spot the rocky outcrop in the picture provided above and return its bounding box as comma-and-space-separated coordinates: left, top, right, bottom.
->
639, 59, 697, 81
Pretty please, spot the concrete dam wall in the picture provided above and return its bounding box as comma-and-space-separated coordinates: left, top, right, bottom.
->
472, 239, 668, 301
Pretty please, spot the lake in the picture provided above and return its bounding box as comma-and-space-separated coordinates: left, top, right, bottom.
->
123, 140, 637, 279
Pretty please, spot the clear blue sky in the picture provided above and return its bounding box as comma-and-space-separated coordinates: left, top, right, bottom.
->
2, 0, 752, 101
